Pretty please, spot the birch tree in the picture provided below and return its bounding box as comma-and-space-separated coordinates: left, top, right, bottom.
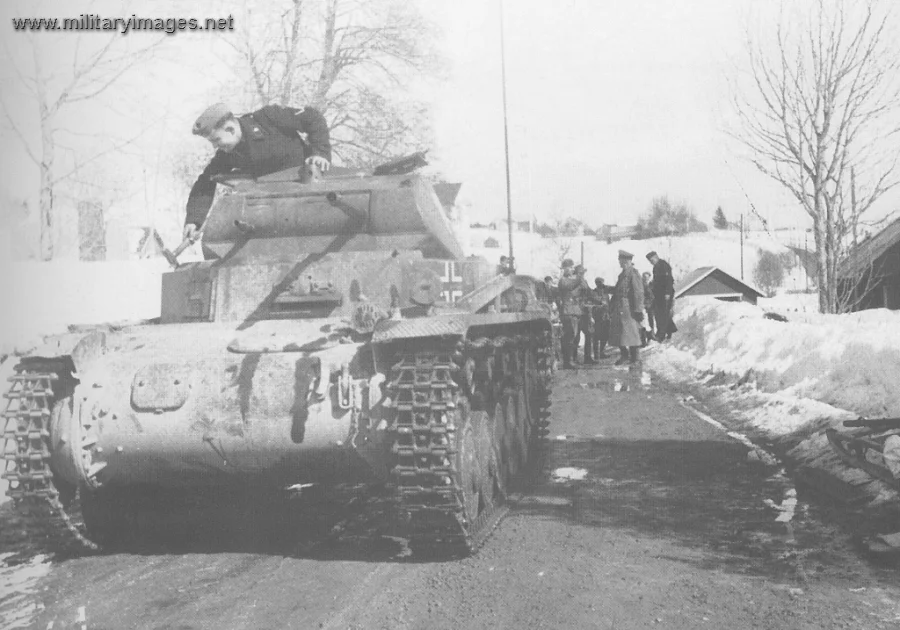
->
0, 2, 162, 260
731, 0, 900, 313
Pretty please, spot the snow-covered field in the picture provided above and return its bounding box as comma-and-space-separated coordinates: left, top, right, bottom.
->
466, 226, 811, 294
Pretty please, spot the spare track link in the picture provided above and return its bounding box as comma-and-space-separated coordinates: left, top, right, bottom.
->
386, 328, 553, 553
2, 361, 98, 551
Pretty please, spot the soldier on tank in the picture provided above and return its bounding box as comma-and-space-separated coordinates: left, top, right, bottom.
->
183, 102, 332, 241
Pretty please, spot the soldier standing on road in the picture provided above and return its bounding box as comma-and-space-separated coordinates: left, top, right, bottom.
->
573, 264, 596, 365
646, 251, 677, 341
591, 277, 611, 359
184, 102, 332, 241
557, 259, 589, 369
609, 250, 645, 367
641, 271, 655, 346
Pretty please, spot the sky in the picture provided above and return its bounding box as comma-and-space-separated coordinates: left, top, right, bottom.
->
425, 0, 802, 227
1, 0, 899, 233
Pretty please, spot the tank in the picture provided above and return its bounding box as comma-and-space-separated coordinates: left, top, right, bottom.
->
1, 156, 554, 552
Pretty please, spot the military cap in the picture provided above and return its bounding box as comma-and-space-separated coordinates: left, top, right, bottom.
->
561, 258, 574, 268
574, 264, 585, 273
192, 103, 233, 137
618, 250, 634, 260
595, 277, 605, 285
646, 251, 658, 260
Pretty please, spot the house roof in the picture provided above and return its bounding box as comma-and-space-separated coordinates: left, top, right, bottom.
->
838, 214, 900, 278
674, 266, 764, 299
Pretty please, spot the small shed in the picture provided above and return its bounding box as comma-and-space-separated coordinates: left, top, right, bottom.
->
675, 266, 765, 305
837, 215, 900, 311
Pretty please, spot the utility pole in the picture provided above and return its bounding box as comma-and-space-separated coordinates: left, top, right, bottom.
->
499, 0, 514, 269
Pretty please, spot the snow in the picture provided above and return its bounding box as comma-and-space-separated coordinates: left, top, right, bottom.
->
653, 298, 900, 420
0, 553, 52, 629
0, 259, 169, 357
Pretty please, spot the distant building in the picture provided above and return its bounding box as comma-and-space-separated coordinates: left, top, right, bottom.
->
837, 215, 900, 311
598, 224, 638, 242
469, 217, 534, 233
675, 266, 764, 305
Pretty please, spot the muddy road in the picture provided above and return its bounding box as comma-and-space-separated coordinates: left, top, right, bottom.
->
2, 355, 899, 629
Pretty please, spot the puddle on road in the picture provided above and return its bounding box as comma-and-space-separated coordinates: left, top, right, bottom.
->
0, 552, 51, 629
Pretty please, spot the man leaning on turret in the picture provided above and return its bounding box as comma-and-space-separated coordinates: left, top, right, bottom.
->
183, 102, 333, 241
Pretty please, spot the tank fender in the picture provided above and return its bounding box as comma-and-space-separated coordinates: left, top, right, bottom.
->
25, 330, 106, 375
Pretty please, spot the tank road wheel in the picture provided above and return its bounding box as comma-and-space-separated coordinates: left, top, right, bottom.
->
507, 388, 529, 482
491, 398, 512, 486
479, 406, 506, 507
456, 405, 483, 525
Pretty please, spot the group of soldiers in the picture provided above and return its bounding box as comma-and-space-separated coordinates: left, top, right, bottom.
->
546, 249, 676, 370
553, 259, 611, 368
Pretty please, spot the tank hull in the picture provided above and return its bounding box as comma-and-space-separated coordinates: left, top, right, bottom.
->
1, 161, 556, 553
48, 320, 384, 491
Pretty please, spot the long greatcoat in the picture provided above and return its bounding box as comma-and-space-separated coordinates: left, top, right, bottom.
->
609, 265, 644, 348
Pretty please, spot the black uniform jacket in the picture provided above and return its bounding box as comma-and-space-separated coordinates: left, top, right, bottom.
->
185, 104, 332, 227
652, 258, 674, 299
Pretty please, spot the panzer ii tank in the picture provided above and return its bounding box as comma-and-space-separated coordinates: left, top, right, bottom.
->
1, 156, 554, 553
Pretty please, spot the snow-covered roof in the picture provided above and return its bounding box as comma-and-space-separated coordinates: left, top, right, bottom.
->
674, 266, 764, 299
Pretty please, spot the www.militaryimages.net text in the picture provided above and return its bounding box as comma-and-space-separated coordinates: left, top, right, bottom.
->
11, 14, 235, 35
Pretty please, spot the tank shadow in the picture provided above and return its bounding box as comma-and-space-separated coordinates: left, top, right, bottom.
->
51, 483, 472, 564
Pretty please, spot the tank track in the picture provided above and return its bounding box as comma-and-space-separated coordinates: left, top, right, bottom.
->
2, 361, 98, 552
386, 327, 553, 553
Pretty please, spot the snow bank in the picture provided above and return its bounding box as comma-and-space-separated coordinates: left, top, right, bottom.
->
0, 260, 169, 356
648, 297, 900, 506
654, 298, 900, 419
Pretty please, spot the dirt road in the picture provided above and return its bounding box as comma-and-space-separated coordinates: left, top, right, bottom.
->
2, 355, 899, 629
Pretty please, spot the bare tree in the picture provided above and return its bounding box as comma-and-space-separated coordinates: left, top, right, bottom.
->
0, 10, 162, 260
731, 0, 900, 313
222, 0, 440, 167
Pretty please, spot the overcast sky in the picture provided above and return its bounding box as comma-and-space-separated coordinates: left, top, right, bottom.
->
425, 0, 899, 229
1, 0, 898, 231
